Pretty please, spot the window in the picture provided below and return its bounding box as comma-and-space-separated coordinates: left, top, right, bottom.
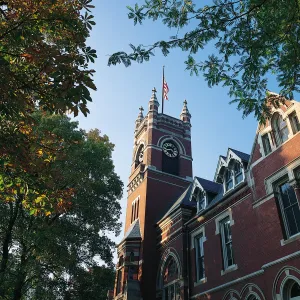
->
116, 269, 122, 294
194, 233, 205, 281
234, 162, 243, 185
247, 295, 260, 300
225, 169, 233, 191
277, 180, 300, 237
135, 145, 144, 168
262, 133, 272, 155
129, 251, 134, 262
192, 187, 206, 212
289, 111, 300, 134
282, 279, 300, 300
220, 217, 234, 269
272, 113, 289, 146
162, 257, 180, 300
131, 198, 139, 223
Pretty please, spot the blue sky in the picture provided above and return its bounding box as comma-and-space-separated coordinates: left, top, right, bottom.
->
76, 1, 282, 247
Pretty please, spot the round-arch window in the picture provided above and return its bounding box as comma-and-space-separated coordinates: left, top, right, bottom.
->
291, 281, 300, 299
283, 279, 300, 300
247, 295, 260, 300
162, 257, 180, 300
135, 145, 144, 167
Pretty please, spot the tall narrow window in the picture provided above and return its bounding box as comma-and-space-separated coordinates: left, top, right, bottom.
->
234, 162, 243, 185
289, 111, 300, 134
194, 233, 205, 281
262, 133, 272, 155
277, 180, 300, 237
272, 113, 289, 146
220, 217, 234, 269
116, 270, 122, 294
224, 169, 233, 191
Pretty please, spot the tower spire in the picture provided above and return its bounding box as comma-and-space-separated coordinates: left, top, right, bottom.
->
148, 87, 159, 112
135, 106, 144, 130
180, 99, 191, 123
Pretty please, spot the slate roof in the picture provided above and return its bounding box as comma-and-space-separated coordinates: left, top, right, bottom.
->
157, 184, 195, 223
195, 177, 222, 194
229, 148, 250, 162
120, 219, 141, 243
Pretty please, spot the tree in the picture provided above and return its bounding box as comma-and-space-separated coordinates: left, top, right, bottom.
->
0, 112, 123, 299
108, 0, 300, 121
0, 0, 97, 118
66, 266, 116, 300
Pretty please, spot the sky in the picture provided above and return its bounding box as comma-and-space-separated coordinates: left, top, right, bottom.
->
75, 1, 283, 249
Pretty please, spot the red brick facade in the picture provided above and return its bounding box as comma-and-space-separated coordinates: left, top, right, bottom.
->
113, 91, 300, 300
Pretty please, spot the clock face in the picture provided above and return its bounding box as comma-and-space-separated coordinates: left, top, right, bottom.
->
163, 142, 178, 158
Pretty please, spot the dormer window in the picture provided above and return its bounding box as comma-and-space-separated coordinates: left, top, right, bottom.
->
272, 113, 289, 146
192, 187, 206, 212
234, 162, 243, 185
224, 169, 233, 191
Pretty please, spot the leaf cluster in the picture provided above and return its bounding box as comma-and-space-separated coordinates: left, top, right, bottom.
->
0, 112, 123, 299
0, 0, 97, 118
109, 0, 300, 121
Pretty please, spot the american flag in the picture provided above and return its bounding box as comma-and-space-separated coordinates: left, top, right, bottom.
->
163, 79, 169, 100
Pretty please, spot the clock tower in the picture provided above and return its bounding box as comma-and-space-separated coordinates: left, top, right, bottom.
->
113, 89, 193, 300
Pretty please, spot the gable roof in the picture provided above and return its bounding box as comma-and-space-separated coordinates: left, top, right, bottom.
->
194, 177, 222, 194
157, 184, 195, 223
229, 148, 250, 162
120, 219, 141, 243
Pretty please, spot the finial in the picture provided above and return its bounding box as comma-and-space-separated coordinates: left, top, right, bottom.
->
135, 106, 144, 129
152, 87, 157, 94
180, 99, 191, 122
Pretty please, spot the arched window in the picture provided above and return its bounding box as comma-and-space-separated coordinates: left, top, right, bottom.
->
234, 161, 243, 185
282, 279, 300, 300
224, 169, 233, 191
135, 144, 144, 168
272, 112, 289, 146
247, 295, 261, 300
162, 257, 181, 300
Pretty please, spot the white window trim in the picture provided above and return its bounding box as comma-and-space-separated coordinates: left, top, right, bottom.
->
221, 263, 238, 276
215, 209, 234, 235
281, 232, 300, 246
191, 226, 207, 285
215, 210, 237, 273
274, 176, 300, 242
131, 196, 140, 223
191, 226, 206, 249
264, 157, 300, 195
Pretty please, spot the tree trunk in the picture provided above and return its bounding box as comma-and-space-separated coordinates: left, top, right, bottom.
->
12, 239, 28, 300
0, 197, 22, 278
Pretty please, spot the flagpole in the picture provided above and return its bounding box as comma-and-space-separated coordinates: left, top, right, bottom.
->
162, 66, 164, 114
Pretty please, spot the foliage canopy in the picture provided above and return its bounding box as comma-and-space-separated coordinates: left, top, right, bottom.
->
0, 0, 97, 118
0, 112, 122, 299
109, 0, 300, 121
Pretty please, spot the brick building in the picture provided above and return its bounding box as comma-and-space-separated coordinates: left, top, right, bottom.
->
111, 89, 300, 300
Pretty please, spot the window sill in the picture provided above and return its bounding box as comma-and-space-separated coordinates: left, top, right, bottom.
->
281, 232, 300, 246
194, 277, 207, 287
221, 264, 238, 276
